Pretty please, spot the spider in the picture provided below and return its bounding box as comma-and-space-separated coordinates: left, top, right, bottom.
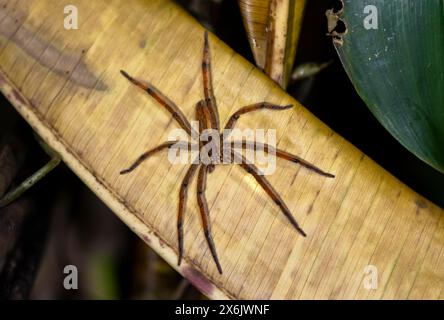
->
119, 31, 334, 274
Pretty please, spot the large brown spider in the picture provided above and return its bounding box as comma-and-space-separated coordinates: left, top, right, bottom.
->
119, 32, 334, 274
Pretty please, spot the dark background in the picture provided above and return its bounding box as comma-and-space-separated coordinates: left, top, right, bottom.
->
0, 0, 443, 299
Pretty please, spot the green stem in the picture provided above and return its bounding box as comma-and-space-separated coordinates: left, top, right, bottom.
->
0, 156, 61, 208
0, 135, 61, 208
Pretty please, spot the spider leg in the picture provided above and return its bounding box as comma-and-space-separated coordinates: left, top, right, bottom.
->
224, 102, 293, 131
202, 31, 220, 131
120, 141, 191, 174
231, 150, 307, 237
231, 140, 335, 178
120, 70, 196, 136
196, 100, 212, 133
177, 163, 200, 266
196, 99, 218, 172
197, 165, 223, 274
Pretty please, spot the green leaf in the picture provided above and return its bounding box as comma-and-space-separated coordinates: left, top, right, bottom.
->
330, 0, 444, 173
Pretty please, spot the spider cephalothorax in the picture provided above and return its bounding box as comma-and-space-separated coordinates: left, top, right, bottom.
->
120, 32, 334, 274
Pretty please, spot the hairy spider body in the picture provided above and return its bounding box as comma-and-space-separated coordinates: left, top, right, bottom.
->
120, 32, 334, 274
